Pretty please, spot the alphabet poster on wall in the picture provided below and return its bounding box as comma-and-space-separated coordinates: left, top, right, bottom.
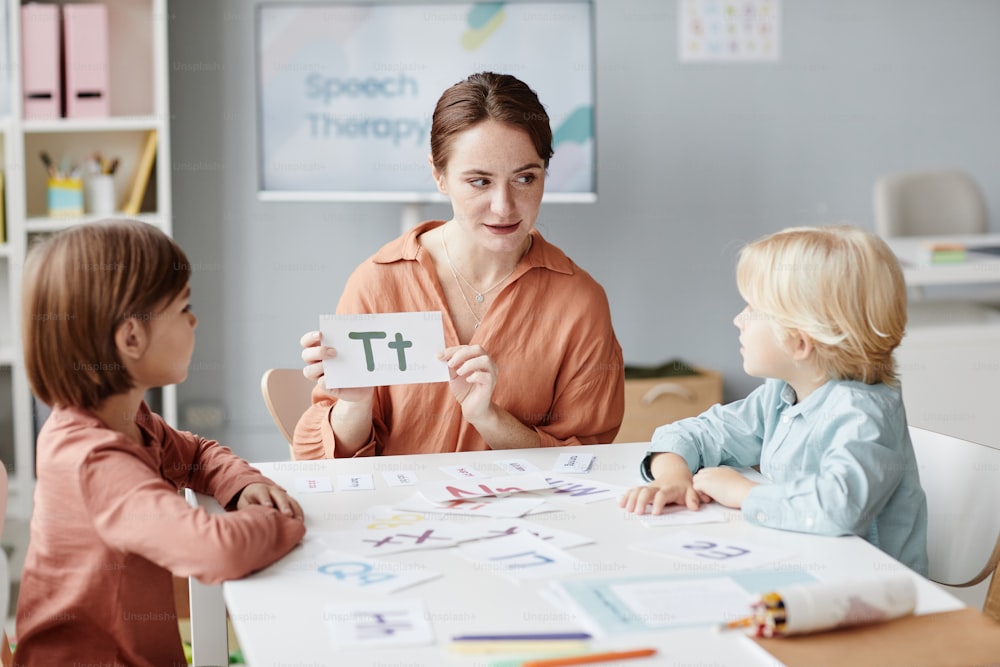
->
679, 0, 781, 62
257, 2, 595, 201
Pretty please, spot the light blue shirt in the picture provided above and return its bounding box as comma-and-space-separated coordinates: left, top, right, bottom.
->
642, 378, 929, 575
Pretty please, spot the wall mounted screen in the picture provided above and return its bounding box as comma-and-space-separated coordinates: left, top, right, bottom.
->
257, 2, 595, 202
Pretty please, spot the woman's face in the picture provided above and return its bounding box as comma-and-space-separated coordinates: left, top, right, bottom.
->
431, 120, 545, 254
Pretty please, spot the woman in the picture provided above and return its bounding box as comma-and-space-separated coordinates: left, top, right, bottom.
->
295, 72, 623, 458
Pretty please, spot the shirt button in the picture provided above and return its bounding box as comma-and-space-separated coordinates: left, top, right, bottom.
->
781, 415, 791, 424
806, 517, 815, 528
756, 511, 767, 522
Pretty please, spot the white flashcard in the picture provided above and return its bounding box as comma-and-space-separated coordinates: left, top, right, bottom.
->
395, 492, 547, 518
320, 312, 450, 389
543, 476, 628, 505
630, 530, 795, 571
417, 473, 552, 503
382, 470, 418, 486
337, 473, 375, 491
456, 532, 583, 581
495, 458, 542, 474
294, 476, 334, 494
553, 452, 595, 473
628, 503, 737, 528
439, 464, 490, 480
325, 599, 434, 649
313, 522, 485, 557
314, 549, 441, 594
481, 518, 595, 550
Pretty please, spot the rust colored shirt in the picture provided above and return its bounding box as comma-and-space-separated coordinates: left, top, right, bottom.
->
15, 403, 306, 666
293, 220, 624, 458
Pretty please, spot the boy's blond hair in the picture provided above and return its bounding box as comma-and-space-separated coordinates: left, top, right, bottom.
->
736, 225, 906, 385
22, 220, 191, 410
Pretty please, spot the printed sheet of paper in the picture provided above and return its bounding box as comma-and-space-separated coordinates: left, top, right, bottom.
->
294, 476, 334, 494
631, 530, 795, 570
381, 470, 418, 486
439, 464, 490, 480
679, 0, 781, 62
313, 549, 441, 594
417, 473, 552, 503
320, 312, 450, 388
629, 503, 737, 527
553, 452, 595, 473
494, 458, 543, 475
610, 577, 751, 628
456, 532, 583, 581
395, 492, 547, 518
542, 475, 628, 505
312, 522, 487, 557
337, 473, 375, 491
326, 599, 434, 649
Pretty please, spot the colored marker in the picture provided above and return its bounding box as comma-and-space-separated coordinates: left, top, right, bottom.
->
520, 647, 658, 667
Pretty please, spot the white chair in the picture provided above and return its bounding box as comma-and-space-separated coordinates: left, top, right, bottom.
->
184, 489, 229, 667
260, 368, 316, 456
873, 169, 988, 238
909, 425, 1000, 614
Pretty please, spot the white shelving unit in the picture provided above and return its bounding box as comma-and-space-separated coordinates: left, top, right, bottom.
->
1, 0, 174, 520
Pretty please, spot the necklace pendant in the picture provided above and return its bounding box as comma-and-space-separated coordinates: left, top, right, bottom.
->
475, 294, 484, 303
474, 322, 479, 329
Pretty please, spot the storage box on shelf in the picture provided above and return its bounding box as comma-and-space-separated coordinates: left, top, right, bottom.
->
614, 367, 724, 444
1, 0, 174, 521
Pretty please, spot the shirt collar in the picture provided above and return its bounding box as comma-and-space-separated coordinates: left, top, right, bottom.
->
779, 379, 838, 418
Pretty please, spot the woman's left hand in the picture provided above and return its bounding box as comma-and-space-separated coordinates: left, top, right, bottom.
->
439, 344, 498, 422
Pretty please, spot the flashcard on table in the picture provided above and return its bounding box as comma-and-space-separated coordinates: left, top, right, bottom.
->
295, 476, 334, 494
417, 473, 552, 503
456, 532, 583, 581
439, 464, 490, 480
312, 522, 486, 557
542, 476, 629, 505
631, 530, 795, 570
395, 492, 548, 518
314, 549, 441, 593
382, 470, 418, 486
552, 452, 595, 473
337, 473, 375, 491
630, 503, 737, 528
495, 458, 542, 474
325, 599, 434, 649
320, 312, 449, 389
481, 518, 595, 550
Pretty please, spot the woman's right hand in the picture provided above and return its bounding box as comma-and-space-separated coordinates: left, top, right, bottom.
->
300, 331, 374, 403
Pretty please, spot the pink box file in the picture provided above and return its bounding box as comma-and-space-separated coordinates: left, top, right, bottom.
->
63, 3, 111, 118
21, 3, 62, 119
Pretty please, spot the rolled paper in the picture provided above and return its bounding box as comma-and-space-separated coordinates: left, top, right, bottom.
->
745, 574, 917, 637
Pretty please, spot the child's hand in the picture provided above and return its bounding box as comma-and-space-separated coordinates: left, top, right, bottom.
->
237, 483, 305, 520
691, 467, 757, 509
619, 481, 705, 514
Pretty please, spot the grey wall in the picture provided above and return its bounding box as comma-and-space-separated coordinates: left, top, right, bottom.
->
168, 0, 1000, 462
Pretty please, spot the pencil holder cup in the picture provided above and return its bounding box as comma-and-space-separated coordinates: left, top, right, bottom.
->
47, 178, 85, 218
86, 174, 115, 216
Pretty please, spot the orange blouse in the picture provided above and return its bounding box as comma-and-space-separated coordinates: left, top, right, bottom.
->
293, 220, 624, 458
15, 403, 305, 666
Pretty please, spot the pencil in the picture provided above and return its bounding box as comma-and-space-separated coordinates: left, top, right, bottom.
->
520, 647, 657, 667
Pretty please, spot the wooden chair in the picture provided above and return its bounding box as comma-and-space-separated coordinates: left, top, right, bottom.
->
909, 425, 1000, 617
1, 462, 14, 666
260, 368, 315, 457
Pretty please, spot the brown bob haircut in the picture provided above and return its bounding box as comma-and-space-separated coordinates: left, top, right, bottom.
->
430, 71, 554, 173
22, 219, 191, 410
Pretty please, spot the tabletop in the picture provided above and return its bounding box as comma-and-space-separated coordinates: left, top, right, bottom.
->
223, 442, 962, 667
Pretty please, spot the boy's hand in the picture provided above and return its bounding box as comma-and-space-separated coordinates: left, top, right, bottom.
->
691, 467, 757, 509
237, 482, 305, 520
619, 480, 705, 514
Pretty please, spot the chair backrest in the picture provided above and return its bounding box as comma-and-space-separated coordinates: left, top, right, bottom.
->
873, 169, 988, 237
909, 425, 1000, 590
260, 368, 315, 447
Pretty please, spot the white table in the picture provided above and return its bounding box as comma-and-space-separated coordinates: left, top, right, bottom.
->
887, 233, 1000, 287
223, 443, 963, 667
